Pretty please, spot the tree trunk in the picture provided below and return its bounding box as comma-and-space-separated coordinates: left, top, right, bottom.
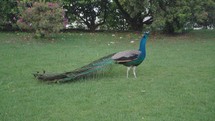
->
88, 24, 97, 31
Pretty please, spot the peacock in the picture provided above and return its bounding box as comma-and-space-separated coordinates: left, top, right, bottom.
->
33, 32, 150, 83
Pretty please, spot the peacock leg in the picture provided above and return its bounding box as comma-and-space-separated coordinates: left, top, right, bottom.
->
133, 66, 137, 78
127, 67, 131, 78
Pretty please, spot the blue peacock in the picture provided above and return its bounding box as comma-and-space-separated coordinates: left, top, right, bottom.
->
34, 32, 150, 83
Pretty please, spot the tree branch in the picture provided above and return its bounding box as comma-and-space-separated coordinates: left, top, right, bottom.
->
113, 0, 132, 22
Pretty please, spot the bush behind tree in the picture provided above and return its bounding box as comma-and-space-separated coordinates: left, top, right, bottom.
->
17, 2, 66, 38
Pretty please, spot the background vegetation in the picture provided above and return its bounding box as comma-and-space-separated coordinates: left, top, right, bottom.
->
0, 0, 214, 34
17, 2, 65, 37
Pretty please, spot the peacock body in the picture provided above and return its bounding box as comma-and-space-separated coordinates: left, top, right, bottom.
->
34, 32, 149, 83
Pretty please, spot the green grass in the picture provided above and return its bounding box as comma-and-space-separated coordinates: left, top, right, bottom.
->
0, 30, 215, 121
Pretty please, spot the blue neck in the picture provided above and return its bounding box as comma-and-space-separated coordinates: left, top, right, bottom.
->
138, 34, 148, 55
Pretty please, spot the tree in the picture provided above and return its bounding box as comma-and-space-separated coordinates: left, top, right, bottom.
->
194, 0, 215, 28
102, 1, 129, 31
158, 1, 191, 33
64, 0, 110, 31
113, 0, 153, 31
0, 0, 18, 30
156, 0, 214, 34
17, 2, 66, 37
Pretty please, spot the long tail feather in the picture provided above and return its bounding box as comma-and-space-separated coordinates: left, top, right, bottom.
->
33, 53, 116, 83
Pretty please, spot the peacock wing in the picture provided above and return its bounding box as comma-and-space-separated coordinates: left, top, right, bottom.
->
111, 50, 141, 62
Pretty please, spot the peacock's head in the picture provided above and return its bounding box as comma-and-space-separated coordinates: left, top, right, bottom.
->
142, 31, 150, 38
144, 31, 150, 36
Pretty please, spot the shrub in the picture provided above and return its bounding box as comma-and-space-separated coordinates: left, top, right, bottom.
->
0, 0, 19, 31
17, 2, 67, 38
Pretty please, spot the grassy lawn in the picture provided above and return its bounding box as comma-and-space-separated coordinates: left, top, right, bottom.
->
0, 30, 215, 121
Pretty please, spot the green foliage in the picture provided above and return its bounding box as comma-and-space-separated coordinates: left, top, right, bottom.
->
102, 2, 129, 31
0, 0, 19, 30
196, 0, 215, 27
17, 2, 65, 37
64, 0, 110, 31
118, 0, 150, 18
114, 0, 153, 31
154, 0, 215, 34
0, 0, 214, 33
